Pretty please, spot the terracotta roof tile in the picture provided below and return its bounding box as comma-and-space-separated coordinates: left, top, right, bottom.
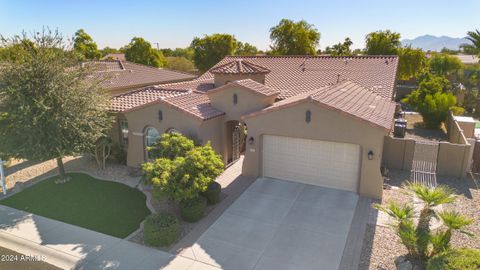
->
201, 55, 398, 99
244, 81, 396, 130
87, 60, 197, 90
113, 56, 398, 123
207, 79, 279, 97
110, 86, 188, 112
163, 92, 224, 120
210, 59, 271, 74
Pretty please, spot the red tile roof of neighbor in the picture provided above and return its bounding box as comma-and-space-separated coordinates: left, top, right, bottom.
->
243, 81, 396, 130
111, 55, 398, 127
87, 60, 197, 90
210, 59, 271, 74
207, 79, 280, 97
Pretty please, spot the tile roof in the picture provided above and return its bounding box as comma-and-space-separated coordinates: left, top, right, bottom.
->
87, 60, 197, 90
162, 92, 225, 120
243, 81, 396, 130
110, 85, 188, 112
210, 59, 271, 74
200, 55, 398, 99
112, 56, 398, 124
207, 79, 280, 97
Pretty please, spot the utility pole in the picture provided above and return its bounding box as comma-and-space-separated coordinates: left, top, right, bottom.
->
153, 42, 160, 51
0, 159, 6, 195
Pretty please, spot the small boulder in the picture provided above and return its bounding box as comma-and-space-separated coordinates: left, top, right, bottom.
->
397, 260, 413, 270
394, 255, 406, 265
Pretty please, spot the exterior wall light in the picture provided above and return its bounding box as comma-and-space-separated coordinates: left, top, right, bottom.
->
368, 150, 374, 160
248, 137, 255, 145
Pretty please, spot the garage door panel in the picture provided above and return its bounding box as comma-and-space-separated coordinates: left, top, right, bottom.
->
263, 135, 360, 192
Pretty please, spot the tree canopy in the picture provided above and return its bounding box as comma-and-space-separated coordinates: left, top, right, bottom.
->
191, 33, 237, 71
0, 30, 113, 180
461, 29, 480, 54
73, 29, 101, 60
142, 134, 224, 202
269, 19, 320, 55
324, 38, 353, 56
236, 41, 259, 56
397, 46, 427, 80
428, 53, 463, 76
365, 30, 401, 55
124, 37, 166, 67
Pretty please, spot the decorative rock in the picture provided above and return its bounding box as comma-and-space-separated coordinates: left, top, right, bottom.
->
394, 255, 406, 265
412, 265, 422, 270
397, 260, 413, 270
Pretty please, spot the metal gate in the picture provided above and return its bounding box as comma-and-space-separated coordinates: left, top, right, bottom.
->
411, 141, 438, 188
232, 124, 242, 161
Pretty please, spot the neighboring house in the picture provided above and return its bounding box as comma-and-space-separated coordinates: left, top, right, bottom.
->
111, 56, 398, 199
454, 54, 479, 65
87, 60, 197, 96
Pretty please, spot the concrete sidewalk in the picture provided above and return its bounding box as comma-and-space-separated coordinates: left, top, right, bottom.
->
0, 205, 219, 270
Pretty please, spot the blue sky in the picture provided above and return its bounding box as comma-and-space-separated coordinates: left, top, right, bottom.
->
1, 0, 479, 50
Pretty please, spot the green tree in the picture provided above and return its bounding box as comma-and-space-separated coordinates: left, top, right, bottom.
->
100, 46, 120, 57
73, 29, 101, 60
0, 30, 113, 181
142, 134, 224, 202
269, 19, 320, 55
397, 46, 427, 80
403, 72, 460, 129
428, 53, 463, 76
165, 56, 195, 72
365, 30, 401, 55
191, 34, 237, 71
328, 38, 353, 56
160, 47, 194, 60
236, 41, 259, 55
149, 132, 195, 160
124, 37, 166, 67
374, 183, 473, 265
460, 29, 480, 54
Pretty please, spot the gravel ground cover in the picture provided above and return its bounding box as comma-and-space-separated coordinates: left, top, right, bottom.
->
359, 169, 479, 270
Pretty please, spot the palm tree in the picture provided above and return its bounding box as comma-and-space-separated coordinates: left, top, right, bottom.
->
431, 210, 473, 255
463, 29, 480, 54
404, 182, 456, 258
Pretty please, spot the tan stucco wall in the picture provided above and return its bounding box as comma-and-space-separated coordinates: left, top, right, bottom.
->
214, 74, 266, 87
437, 141, 473, 178
124, 103, 205, 167
208, 86, 276, 122
382, 136, 415, 171
242, 101, 388, 199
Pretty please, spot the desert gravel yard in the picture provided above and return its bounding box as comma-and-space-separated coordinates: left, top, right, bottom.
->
359, 169, 480, 270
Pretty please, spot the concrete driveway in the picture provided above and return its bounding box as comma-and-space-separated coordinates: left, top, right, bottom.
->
180, 177, 359, 270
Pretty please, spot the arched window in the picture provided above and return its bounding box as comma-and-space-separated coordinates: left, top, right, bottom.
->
305, 110, 311, 123
233, 93, 238, 105
145, 127, 160, 159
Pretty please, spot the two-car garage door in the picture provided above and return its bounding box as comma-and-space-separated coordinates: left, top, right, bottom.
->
262, 135, 361, 192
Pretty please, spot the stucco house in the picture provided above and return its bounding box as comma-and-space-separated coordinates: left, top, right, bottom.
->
110, 55, 398, 199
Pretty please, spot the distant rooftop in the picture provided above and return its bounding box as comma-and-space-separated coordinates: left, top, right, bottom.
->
86, 60, 197, 90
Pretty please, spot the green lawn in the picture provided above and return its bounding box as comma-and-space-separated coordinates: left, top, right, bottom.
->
0, 173, 151, 238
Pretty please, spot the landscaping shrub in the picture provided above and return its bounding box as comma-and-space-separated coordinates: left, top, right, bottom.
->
374, 182, 474, 265
143, 213, 180, 247
180, 196, 207, 222
427, 248, 480, 270
201, 181, 221, 205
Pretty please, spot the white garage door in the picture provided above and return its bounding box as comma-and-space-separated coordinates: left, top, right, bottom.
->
262, 135, 361, 192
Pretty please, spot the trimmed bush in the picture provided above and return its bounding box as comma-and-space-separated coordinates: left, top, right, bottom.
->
143, 213, 180, 247
427, 248, 480, 270
201, 181, 221, 205
180, 196, 207, 222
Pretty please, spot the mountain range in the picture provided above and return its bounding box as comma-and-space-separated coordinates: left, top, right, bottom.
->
401, 35, 470, 51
